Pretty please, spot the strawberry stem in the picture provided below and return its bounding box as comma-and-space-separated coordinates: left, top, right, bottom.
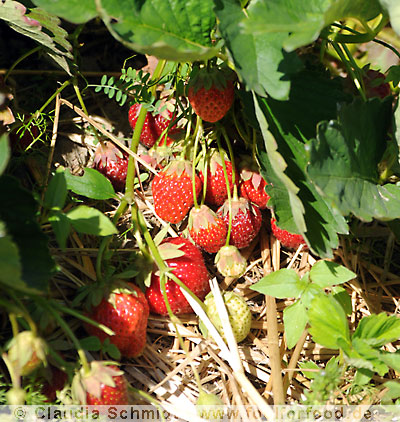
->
159, 273, 204, 392
216, 137, 233, 246
220, 126, 237, 186
38, 298, 90, 374
192, 116, 203, 209
95, 59, 167, 281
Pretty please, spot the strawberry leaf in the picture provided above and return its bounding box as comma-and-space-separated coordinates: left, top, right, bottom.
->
64, 167, 116, 200
309, 261, 356, 288
0, 1, 73, 74
250, 268, 306, 299
30, 0, 97, 25
0, 175, 55, 292
254, 92, 348, 258
353, 313, 400, 347
307, 99, 400, 221
214, 0, 302, 100
48, 211, 71, 251
44, 168, 68, 210
307, 294, 351, 350
283, 300, 308, 349
242, 0, 382, 52
66, 205, 118, 236
97, 0, 219, 61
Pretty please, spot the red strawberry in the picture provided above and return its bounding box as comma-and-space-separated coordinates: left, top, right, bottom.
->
86, 283, 149, 358
199, 151, 238, 207
128, 103, 160, 148
217, 197, 262, 249
72, 361, 129, 406
188, 205, 227, 253
41, 366, 68, 402
270, 218, 306, 250
152, 160, 202, 224
93, 141, 128, 191
9, 122, 40, 152
239, 168, 270, 209
364, 69, 391, 99
146, 237, 210, 315
188, 68, 235, 123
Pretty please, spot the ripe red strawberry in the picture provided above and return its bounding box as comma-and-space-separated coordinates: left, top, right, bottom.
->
93, 141, 128, 191
146, 237, 210, 315
239, 168, 270, 209
270, 218, 306, 250
188, 205, 227, 253
363, 69, 391, 99
72, 361, 129, 406
128, 103, 160, 148
86, 283, 149, 358
41, 365, 68, 402
199, 151, 238, 207
188, 67, 235, 122
152, 160, 202, 224
9, 122, 40, 152
217, 197, 262, 249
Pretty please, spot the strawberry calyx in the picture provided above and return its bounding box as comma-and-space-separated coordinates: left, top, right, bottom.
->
217, 197, 255, 221
72, 361, 125, 404
187, 64, 235, 94
188, 204, 220, 232
93, 141, 124, 168
162, 159, 193, 179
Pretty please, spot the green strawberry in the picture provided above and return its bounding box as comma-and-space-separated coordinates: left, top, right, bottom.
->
203, 291, 252, 343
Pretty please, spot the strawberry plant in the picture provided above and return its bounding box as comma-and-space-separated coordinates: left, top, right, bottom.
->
1, 0, 400, 416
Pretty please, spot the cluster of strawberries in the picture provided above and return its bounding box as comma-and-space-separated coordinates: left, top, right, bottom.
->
82, 67, 308, 405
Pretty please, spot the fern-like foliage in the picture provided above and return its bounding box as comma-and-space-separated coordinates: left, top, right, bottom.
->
94, 67, 167, 107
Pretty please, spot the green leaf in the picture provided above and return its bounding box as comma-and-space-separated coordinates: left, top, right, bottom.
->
0, 175, 55, 291
332, 286, 352, 316
380, 0, 400, 37
0, 1, 73, 74
307, 294, 350, 349
31, 0, 97, 24
0, 134, 10, 176
253, 93, 306, 235
299, 360, 321, 380
44, 168, 67, 210
80, 336, 102, 352
283, 300, 308, 349
48, 211, 71, 250
64, 167, 116, 200
353, 312, 400, 347
66, 205, 118, 236
256, 90, 349, 258
380, 351, 400, 373
97, 0, 219, 61
214, 0, 302, 100
242, 0, 382, 52
348, 337, 389, 376
307, 99, 400, 222
0, 221, 24, 290
381, 380, 400, 404
309, 261, 356, 288
250, 268, 305, 299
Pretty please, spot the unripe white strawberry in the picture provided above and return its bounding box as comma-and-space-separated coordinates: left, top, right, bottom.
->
215, 245, 246, 278
203, 291, 252, 343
